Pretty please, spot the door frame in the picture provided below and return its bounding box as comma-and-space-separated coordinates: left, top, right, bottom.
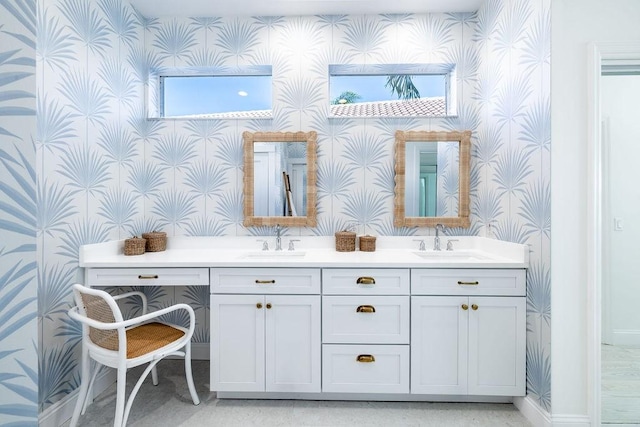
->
586, 41, 640, 426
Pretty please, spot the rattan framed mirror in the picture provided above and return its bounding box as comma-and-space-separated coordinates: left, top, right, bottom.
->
243, 131, 317, 227
394, 130, 471, 228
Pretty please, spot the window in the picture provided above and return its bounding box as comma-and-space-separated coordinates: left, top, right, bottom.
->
150, 66, 273, 119
328, 63, 456, 118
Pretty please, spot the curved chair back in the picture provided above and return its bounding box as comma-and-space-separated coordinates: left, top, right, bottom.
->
72, 285, 124, 352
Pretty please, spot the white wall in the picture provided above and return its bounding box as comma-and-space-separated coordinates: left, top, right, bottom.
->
551, 0, 640, 422
603, 75, 640, 346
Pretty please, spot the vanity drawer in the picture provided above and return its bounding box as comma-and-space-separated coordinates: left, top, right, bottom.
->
322, 344, 409, 394
322, 269, 409, 295
85, 268, 209, 287
411, 269, 526, 296
211, 268, 321, 294
322, 296, 409, 344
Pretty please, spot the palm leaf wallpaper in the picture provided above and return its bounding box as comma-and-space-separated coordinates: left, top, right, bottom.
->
0, 0, 38, 424
0, 0, 554, 421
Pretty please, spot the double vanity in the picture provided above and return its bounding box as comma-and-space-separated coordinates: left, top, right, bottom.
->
80, 235, 528, 403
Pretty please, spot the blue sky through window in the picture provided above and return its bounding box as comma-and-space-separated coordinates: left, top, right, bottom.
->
330, 74, 446, 103
163, 75, 272, 117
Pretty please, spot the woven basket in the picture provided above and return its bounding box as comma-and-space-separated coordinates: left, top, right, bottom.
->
142, 231, 167, 252
124, 237, 146, 256
335, 230, 356, 252
359, 235, 376, 252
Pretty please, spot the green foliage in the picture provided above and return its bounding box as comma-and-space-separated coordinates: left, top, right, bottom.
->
331, 91, 361, 105
385, 75, 420, 100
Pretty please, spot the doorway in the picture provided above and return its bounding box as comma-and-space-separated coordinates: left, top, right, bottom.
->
600, 70, 640, 425
587, 42, 640, 427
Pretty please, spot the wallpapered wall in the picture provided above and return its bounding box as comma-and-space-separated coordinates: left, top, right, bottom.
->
0, 0, 39, 424
32, 0, 551, 417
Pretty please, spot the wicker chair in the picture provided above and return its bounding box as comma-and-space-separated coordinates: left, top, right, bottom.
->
67, 284, 200, 427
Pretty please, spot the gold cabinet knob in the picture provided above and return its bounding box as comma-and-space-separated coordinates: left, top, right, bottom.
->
256, 303, 263, 309
471, 304, 478, 311
266, 303, 272, 309
356, 354, 375, 363
461, 304, 469, 310
356, 305, 376, 313
356, 277, 375, 285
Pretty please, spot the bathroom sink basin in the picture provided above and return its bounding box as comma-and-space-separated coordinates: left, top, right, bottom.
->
412, 251, 489, 261
243, 251, 306, 259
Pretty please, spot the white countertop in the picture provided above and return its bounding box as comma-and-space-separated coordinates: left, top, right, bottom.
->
79, 236, 528, 269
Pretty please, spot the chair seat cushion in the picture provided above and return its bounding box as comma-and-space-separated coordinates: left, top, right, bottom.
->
126, 322, 185, 359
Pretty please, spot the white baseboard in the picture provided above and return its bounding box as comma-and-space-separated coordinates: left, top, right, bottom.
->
514, 395, 552, 427
39, 367, 115, 427
39, 343, 209, 427
550, 414, 591, 426
612, 330, 640, 346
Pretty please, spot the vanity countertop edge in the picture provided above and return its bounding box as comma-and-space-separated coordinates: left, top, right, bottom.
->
79, 236, 528, 269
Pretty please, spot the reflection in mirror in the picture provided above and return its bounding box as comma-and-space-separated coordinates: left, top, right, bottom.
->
394, 130, 471, 228
243, 131, 317, 227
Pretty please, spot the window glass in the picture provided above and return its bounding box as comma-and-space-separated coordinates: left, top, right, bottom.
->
328, 64, 456, 118
153, 66, 272, 119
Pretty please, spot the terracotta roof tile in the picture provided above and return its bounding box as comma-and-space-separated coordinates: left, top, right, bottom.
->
330, 97, 446, 117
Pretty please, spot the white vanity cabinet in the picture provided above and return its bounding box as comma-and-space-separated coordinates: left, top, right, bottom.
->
410, 269, 526, 396
210, 268, 321, 393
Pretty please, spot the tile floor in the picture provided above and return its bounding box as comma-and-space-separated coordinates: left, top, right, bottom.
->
64, 360, 532, 426
602, 344, 640, 425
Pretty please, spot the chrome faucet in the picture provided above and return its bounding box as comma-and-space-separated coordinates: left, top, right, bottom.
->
434, 224, 444, 251
274, 224, 282, 251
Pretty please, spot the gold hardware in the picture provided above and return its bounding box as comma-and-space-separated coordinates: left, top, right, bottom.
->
461, 304, 469, 310
457, 281, 479, 286
356, 354, 375, 363
256, 303, 263, 309
356, 277, 375, 285
266, 303, 272, 309
356, 305, 376, 313
255, 279, 276, 284
471, 304, 478, 311
138, 275, 159, 280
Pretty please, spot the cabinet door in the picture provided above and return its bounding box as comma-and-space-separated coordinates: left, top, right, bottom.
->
411, 296, 468, 395
210, 295, 265, 392
468, 296, 526, 396
265, 295, 321, 392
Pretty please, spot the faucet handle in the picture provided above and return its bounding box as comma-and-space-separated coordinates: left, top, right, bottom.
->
288, 239, 300, 251
446, 239, 459, 251
413, 239, 426, 251
257, 239, 269, 251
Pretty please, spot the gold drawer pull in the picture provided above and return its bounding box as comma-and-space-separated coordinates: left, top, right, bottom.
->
356, 305, 376, 313
471, 304, 478, 311
462, 304, 469, 310
457, 281, 479, 286
356, 277, 375, 285
356, 354, 375, 363
138, 275, 159, 280
255, 279, 276, 284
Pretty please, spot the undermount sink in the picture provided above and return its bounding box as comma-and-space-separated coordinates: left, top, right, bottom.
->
412, 251, 489, 261
243, 251, 306, 259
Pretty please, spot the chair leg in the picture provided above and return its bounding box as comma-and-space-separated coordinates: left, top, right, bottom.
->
69, 346, 91, 427
184, 342, 200, 405
113, 366, 127, 427
151, 364, 158, 386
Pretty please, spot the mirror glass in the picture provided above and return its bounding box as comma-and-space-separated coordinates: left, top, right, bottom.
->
243, 131, 317, 227
394, 130, 471, 228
